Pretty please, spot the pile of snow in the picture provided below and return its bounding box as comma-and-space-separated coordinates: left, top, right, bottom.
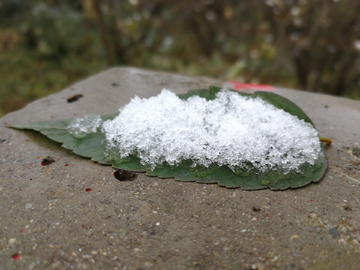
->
68, 89, 322, 173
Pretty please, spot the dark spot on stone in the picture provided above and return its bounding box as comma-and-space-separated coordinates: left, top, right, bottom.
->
329, 227, 340, 239
111, 83, 119, 87
67, 94, 83, 103
343, 205, 353, 211
0, 139, 6, 143
252, 206, 261, 212
41, 156, 55, 166
352, 147, 360, 157
100, 199, 112, 205
324, 105, 329, 108
113, 169, 138, 181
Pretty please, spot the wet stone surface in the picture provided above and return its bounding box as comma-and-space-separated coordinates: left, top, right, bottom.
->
0, 67, 360, 269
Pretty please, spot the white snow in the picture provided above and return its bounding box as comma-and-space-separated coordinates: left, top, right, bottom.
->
98, 89, 322, 173
67, 114, 102, 138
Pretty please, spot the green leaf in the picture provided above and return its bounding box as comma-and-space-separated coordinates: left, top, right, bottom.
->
253, 91, 315, 126
8, 87, 328, 190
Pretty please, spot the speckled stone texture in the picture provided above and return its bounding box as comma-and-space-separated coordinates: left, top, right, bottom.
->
0, 67, 360, 270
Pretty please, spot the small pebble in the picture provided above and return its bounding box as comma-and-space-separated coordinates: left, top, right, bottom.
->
25, 203, 33, 209
251, 262, 265, 270
8, 238, 16, 245
329, 228, 340, 239
352, 147, 360, 157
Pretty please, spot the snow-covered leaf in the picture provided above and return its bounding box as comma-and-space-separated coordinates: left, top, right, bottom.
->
9, 87, 328, 190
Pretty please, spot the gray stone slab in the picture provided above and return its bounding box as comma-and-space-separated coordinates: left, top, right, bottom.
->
1, 67, 360, 269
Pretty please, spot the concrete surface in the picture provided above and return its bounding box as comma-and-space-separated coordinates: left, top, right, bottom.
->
0, 67, 360, 270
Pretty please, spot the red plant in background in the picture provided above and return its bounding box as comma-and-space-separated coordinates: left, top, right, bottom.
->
228, 81, 275, 91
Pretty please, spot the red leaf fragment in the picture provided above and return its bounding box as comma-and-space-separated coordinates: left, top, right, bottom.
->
12, 253, 20, 260
228, 81, 276, 91
65, 164, 69, 167
85, 188, 92, 192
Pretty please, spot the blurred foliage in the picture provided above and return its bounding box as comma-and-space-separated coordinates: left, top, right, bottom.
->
1, 0, 359, 117
0, 0, 106, 116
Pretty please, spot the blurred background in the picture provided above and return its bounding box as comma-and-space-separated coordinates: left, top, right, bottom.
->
1, 0, 360, 117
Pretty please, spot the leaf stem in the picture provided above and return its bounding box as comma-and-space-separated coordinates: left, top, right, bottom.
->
319, 137, 332, 146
